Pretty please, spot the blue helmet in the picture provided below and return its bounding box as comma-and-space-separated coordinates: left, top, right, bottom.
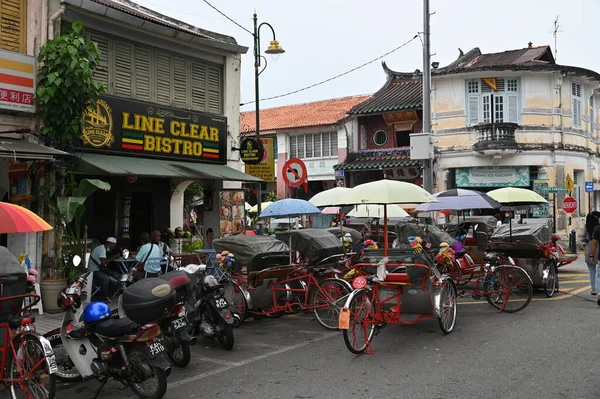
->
82, 302, 111, 323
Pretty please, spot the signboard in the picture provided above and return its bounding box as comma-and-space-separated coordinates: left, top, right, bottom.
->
565, 174, 574, 195
562, 196, 577, 214
245, 137, 274, 182
532, 201, 552, 218
77, 95, 227, 164
455, 166, 530, 187
0, 49, 36, 113
385, 167, 421, 181
305, 158, 337, 180
538, 187, 568, 193
218, 190, 245, 236
240, 137, 264, 165
585, 181, 594, 193
282, 158, 308, 188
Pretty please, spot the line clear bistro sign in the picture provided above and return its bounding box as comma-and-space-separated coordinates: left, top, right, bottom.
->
0, 49, 36, 113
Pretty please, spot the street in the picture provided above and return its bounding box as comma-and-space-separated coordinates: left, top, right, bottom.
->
49, 260, 600, 399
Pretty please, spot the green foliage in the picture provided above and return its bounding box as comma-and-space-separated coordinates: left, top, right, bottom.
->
182, 238, 204, 253
35, 20, 105, 147
184, 182, 204, 210
264, 191, 279, 202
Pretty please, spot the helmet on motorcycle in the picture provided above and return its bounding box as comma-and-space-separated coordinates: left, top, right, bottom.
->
82, 302, 111, 323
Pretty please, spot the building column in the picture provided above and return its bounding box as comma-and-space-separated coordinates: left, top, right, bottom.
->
170, 180, 193, 230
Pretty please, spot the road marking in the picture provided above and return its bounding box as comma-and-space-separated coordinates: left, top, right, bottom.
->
559, 273, 589, 277
196, 357, 239, 366
458, 285, 592, 306
559, 279, 590, 284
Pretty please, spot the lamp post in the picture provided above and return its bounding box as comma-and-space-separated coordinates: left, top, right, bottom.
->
253, 13, 284, 233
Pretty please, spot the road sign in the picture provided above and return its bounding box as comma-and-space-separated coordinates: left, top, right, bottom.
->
585, 182, 594, 193
538, 187, 567, 193
565, 174, 574, 195
282, 158, 308, 188
562, 196, 577, 214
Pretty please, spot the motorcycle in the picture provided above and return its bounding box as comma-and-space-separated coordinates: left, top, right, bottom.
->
54, 257, 170, 399
183, 264, 235, 350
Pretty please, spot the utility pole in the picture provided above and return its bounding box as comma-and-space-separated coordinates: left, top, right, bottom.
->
422, 0, 434, 193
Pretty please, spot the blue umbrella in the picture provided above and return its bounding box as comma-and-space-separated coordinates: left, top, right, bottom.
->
258, 198, 322, 219
415, 189, 501, 212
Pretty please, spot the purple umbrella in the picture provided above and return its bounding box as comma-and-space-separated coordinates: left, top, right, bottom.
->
415, 189, 502, 212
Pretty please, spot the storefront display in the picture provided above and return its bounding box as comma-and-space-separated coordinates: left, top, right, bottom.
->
219, 190, 245, 236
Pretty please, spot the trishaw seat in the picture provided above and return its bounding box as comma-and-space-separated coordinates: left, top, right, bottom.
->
385, 273, 411, 283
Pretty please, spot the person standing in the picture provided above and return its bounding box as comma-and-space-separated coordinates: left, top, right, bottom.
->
583, 212, 600, 295
135, 232, 162, 277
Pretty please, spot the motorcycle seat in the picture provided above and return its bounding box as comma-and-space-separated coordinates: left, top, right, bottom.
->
90, 317, 139, 337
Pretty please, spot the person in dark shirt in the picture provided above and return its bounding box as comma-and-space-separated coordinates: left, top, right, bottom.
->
586, 214, 600, 298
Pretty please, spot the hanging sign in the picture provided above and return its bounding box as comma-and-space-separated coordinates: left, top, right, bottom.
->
282, 158, 308, 188
245, 137, 274, 182
240, 137, 265, 165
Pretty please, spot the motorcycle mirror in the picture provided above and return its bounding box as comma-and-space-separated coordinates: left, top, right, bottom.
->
72, 255, 82, 267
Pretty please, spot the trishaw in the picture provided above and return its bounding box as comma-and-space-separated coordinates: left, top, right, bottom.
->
489, 223, 559, 297
212, 233, 352, 329
440, 215, 498, 264
339, 248, 457, 354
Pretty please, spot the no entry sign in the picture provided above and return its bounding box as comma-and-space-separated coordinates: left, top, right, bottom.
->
562, 196, 577, 214
282, 158, 308, 188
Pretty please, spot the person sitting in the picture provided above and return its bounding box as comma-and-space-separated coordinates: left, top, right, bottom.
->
89, 237, 122, 298
205, 228, 214, 249
135, 232, 163, 278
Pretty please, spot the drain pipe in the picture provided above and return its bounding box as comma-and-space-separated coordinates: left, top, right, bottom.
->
48, 4, 66, 41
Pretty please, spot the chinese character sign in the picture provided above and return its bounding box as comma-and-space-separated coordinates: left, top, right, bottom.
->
0, 50, 36, 113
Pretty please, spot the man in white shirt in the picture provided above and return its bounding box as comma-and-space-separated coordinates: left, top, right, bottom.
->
89, 237, 121, 296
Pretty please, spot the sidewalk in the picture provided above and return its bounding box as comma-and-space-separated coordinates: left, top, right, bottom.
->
32, 310, 63, 335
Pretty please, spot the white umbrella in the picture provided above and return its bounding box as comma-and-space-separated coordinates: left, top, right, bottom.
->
249, 201, 273, 213
309, 187, 351, 207
347, 204, 410, 218
244, 202, 252, 211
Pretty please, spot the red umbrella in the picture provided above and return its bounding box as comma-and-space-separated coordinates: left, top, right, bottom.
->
0, 202, 53, 234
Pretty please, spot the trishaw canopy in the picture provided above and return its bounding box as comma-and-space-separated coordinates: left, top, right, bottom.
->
490, 223, 550, 246
213, 235, 290, 266
392, 222, 457, 250
275, 228, 343, 265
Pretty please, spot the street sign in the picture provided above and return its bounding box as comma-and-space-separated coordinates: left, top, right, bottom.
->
282, 158, 308, 188
565, 174, 574, 195
562, 196, 577, 214
538, 187, 567, 193
585, 181, 594, 193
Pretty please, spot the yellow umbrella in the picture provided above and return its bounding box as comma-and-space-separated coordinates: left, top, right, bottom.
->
248, 201, 273, 213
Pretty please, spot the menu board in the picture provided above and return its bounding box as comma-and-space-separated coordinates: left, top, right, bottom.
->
219, 190, 245, 236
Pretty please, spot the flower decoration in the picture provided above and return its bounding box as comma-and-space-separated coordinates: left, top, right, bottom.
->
408, 236, 423, 255
362, 239, 378, 250
218, 250, 235, 274
342, 233, 353, 251
17, 253, 26, 265
435, 242, 455, 270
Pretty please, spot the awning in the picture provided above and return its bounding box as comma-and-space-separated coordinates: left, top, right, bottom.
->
0, 138, 67, 159
334, 149, 420, 171
74, 153, 263, 182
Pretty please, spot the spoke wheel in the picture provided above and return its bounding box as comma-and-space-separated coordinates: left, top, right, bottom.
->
311, 278, 351, 330
8, 334, 56, 399
543, 261, 557, 298
484, 266, 532, 313
126, 348, 167, 399
437, 279, 457, 334
167, 339, 191, 368
222, 280, 248, 324
342, 289, 377, 354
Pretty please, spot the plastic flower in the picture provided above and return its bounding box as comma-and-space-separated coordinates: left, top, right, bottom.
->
409, 237, 423, 254
17, 253, 26, 264
435, 242, 455, 270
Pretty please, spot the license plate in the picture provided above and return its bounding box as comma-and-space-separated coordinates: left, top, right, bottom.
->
171, 316, 187, 331
214, 297, 228, 309
147, 340, 166, 358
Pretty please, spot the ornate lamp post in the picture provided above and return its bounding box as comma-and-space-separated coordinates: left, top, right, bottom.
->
253, 13, 284, 231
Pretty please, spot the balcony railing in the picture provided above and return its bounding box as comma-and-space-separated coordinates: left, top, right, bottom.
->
473, 122, 519, 152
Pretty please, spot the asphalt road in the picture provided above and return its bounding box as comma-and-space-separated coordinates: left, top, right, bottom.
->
55, 260, 600, 399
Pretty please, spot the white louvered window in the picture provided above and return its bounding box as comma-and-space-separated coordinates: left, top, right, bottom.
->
305, 134, 313, 158
322, 133, 331, 157
289, 136, 297, 158
572, 82, 582, 129
313, 134, 321, 157
466, 78, 520, 126
290, 133, 337, 159
330, 132, 338, 156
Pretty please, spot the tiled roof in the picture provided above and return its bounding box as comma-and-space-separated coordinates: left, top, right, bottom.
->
334, 149, 420, 171
443, 45, 555, 70
240, 95, 370, 133
88, 0, 238, 45
349, 68, 422, 115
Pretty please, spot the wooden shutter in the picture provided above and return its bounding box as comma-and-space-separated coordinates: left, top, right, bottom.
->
207, 66, 222, 114
305, 134, 313, 158
289, 136, 297, 158
468, 95, 480, 126
507, 93, 518, 123
172, 56, 188, 108
313, 134, 321, 157
114, 42, 132, 97
572, 98, 582, 128
133, 46, 151, 101
90, 33, 110, 92
190, 61, 207, 112
330, 132, 338, 156
297, 135, 305, 158
155, 53, 171, 105
322, 133, 330, 157
0, 0, 26, 53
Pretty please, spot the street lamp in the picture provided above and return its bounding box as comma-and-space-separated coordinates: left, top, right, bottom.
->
253, 13, 285, 231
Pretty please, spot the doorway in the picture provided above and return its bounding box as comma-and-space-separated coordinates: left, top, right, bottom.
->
130, 192, 152, 248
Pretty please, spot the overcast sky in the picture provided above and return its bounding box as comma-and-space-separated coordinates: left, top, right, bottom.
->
135, 0, 599, 112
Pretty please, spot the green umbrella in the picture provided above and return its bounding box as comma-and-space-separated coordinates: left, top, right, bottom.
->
308, 187, 351, 207
488, 187, 548, 241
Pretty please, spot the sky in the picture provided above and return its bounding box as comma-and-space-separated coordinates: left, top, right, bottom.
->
134, 0, 600, 112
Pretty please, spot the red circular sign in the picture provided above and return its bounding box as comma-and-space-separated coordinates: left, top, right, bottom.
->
562, 196, 577, 213
282, 158, 308, 188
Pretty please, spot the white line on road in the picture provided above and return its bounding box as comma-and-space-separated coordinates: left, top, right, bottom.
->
196, 357, 240, 366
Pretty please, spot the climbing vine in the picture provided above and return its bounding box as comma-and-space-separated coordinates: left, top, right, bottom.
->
35, 20, 105, 148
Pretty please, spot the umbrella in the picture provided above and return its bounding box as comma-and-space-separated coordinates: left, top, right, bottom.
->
415, 189, 502, 212
338, 180, 438, 255
249, 201, 273, 213
309, 187, 351, 207
487, 187, 548, 241
259, 198, 322, 219
0, 202, 53, 234
347, 204, 410, 219
244, 202, 252, 211
322, 206, 342, 215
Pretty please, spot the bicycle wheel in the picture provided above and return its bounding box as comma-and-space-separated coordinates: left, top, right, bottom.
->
8, 334, 56, 399
311, 278, 351, 330
437, 279, 457, 334
222, 280, 248, 323
484, 266, 532, 313
342, 289, 377, 354
543, 260, 557, 298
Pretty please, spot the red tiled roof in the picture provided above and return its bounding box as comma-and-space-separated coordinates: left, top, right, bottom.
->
240, 95, 371, 134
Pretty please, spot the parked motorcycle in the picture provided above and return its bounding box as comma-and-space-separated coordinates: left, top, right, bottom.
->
183, 264, 235, 350
53, 256, 171, 399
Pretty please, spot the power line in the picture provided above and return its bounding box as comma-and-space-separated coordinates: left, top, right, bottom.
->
201, 0, 253, 35
240, 34, 419, 106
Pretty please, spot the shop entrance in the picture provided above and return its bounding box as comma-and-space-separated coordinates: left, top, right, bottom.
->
130, 192, 153, 248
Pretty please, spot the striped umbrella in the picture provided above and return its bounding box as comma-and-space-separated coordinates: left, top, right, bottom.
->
0, 202, 53, 234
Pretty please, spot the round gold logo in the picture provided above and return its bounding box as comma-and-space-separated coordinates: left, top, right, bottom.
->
81, 99, 114, 148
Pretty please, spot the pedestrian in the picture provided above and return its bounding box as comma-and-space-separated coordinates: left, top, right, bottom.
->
583, 212, 600, 295
135, 232, 162, 278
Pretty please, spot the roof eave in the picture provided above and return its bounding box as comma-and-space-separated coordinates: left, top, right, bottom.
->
350, 104, 423, 116
434, 63, 600, 82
